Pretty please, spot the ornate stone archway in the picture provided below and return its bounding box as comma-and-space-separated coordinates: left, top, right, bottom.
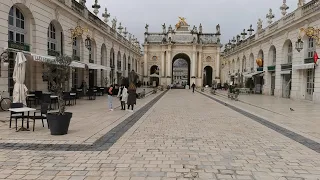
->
143, 17, 221, 87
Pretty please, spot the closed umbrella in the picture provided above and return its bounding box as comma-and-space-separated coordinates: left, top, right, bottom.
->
13, 52, 28, 106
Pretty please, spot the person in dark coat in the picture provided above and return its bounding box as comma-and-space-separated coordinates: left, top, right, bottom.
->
127, 88, 136, 112
191, 83, 196, 93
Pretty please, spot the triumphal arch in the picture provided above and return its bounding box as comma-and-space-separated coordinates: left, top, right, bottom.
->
143, 17, 222, 87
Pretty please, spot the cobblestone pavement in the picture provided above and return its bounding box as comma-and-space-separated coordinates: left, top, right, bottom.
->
203, 89, 320, 143
0, 89, 320, 180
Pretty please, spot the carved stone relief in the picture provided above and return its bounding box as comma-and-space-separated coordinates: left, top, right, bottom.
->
55, 7, 60, 21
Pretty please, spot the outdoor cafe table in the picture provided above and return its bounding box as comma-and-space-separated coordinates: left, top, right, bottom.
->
9, 107, 36, 132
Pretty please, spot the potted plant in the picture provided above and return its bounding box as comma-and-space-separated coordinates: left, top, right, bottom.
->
45, 55, 72, 135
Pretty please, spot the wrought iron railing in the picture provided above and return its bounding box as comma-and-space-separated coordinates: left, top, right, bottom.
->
8, 41, 30, 52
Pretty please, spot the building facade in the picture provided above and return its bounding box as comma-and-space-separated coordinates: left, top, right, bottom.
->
221, 0, 320, 103
143, 18, 222, 87
0, 0, 142, 95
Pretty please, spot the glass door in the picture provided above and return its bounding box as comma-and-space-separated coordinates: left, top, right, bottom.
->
306, 69, 314, 101
282, 74, 291, 98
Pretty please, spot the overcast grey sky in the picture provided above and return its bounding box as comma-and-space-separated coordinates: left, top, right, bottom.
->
85, 0, 305, 45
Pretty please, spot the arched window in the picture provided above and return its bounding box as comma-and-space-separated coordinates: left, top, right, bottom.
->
307, 37, 316, 58
110, 49, 115, 67
47, 23, 57, 54
128, 57, 131, 72
136, 60, 138, 71
8, 6, 25, 44
72, 37, 80, 60
117, 52, 121, 70
123, 55, 126, 70
89, 41, 94, 63
272, 47, 276, 64
288, 42, 292, 63
242, 56, 246, 72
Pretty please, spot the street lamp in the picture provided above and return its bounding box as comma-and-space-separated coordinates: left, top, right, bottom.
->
85, 36, 91, 50
295, 37, 303, 52
0, 49, 9, 67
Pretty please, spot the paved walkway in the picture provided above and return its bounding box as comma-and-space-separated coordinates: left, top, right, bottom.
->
202, 89, 320, 143
0, 88, 155, 145
0, 89, 319, 179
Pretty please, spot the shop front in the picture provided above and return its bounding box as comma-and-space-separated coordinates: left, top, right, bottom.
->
293, 62, 315, 101
280, 63, 292, 98
244, 71, 264, 94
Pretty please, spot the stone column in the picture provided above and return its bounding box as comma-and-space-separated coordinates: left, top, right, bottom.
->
216, 51, 220, 79
161, 51, 165, 77
166, 51, 171, 77
198, 52, 202, 77
192, 51, 196, 77
143, 54, 147, 77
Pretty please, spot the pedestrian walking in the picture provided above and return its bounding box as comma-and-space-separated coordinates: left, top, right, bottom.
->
127, 87, 137, 112
107, 85, 114, 111
191, 83, 195, 93
117, 84, 128, 110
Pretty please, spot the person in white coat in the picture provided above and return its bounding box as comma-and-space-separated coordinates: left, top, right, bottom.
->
117, 84, 128, 110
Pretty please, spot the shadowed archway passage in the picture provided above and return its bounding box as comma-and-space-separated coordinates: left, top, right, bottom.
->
172, 53, 191, 88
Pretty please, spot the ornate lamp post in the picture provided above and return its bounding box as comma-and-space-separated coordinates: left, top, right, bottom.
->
0, 49, 9, 67
295, 37, 303, 52
85, 36, 91, 50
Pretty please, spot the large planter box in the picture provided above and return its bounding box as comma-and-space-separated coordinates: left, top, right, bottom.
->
47, 112, 72, 135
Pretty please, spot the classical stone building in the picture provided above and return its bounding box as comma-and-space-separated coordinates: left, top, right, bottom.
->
0, 0, 142, 95
221, 0, 320, 103
143, 18, 222, 87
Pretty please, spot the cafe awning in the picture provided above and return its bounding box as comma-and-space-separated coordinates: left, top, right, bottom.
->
30, 53, 85, 68
83, 62, 110, 70
292, 63, 314, 70
244, 71, 264, 78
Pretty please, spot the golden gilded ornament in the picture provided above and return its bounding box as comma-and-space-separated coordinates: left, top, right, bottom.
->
299, 27, 320, 45
256, 58, 263, 67
69, 25, 89, 43
175, 17, 188, 29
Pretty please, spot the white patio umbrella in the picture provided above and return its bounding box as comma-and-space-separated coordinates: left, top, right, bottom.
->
12, 52, 28, 106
